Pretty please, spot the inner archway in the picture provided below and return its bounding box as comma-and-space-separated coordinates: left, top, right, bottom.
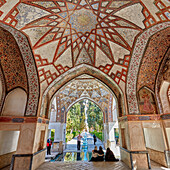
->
47, 74, 120, 161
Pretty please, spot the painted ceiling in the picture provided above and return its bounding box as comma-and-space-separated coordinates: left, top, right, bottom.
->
54, 74, 114, 122
0, 0, 169, 94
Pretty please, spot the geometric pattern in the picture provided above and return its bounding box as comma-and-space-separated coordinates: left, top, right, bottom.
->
0, 1, 169, 116
126, 22, 170, 114
0, 0, 145, 91
54, 75, 113, 123
137, 28, 170, 92
0, 27, 28, 92
155, 48, 170, 114
0, 66, 5, 113
0, 23, 40, 116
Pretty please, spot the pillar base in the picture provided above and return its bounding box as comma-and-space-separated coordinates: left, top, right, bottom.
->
52, 141, 64, 153
120, 147, 151, 170
11, 149, 46, 170
165, 150, 170, 168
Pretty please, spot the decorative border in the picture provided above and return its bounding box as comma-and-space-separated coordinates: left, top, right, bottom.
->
118, 114, 161, 121
0, 22, 40, 116
0, 66, 5, 113
126, 22, 170, 114
0, 116, 49, 124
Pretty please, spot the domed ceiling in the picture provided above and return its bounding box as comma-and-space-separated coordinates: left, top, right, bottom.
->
0, 0, 169, 94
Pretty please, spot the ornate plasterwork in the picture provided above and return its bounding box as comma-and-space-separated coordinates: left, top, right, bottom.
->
137, 28, 170, 91
155, 48, 170, 114
0, 0, 146, 92
0, 23, 40, 116
0, 27, 28, 92
40, 64, 125, 117
0, 0, 169, 115
126, 22, 170, 114
54, 77, 113, 123
0, 66, 5, 113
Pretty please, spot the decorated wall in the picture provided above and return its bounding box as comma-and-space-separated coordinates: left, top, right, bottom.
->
0, 0, 169, 116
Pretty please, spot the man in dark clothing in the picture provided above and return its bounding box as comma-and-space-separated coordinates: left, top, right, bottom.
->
47, 138, 52, 155
93, 134, 97, 145
77, 133, 82, 150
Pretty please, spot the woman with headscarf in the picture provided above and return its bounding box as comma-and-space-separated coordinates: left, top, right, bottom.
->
97, 146, 104, 161
105, 147, 119, 161
89, 146, 98, 161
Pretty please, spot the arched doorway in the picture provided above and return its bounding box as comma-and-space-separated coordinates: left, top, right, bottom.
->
47, 74, 121, 161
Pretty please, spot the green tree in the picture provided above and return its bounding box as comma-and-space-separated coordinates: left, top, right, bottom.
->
87, 101, 103, 132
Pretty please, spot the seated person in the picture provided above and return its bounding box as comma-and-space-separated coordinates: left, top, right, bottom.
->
97, 146, 104, 161
105, 147, 119, 161
89, 146, 98, 161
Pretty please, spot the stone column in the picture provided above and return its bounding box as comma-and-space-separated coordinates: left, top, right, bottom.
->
161, 114, 170, 168
103, 123, 109, 148
108, 122, 116, 150
120, 120, 149, 169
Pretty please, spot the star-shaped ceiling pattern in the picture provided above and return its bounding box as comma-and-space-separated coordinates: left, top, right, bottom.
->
1, 0, 169, 92
22, 0, 141, 66
19, 0, 142, 88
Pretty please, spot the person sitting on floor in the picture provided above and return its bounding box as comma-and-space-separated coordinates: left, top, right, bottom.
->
97, 146, 104, 161
105, 147, 119, 162
89, 146, 98, 161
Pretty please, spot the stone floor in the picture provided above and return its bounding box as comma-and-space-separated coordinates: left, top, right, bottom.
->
1, 159, 169, 170
36, 161, 130, 170
36, 160, 170, 170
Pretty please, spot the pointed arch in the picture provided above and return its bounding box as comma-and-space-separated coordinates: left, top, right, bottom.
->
40, 64, 126, 118
0, 23, 40, 116
126, 22, 170, 114
64, 97, 105, 123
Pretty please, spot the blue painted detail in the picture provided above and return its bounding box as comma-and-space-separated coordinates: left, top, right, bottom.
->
91, 3, 99, 10
58, 12, 68, 18
12, 118, 24, 123
139, 116, 150, 120
67, 3, 76, 10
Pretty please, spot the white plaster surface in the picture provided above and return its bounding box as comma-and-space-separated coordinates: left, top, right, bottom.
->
160, 81, 170, 113
144, 128, 166, 152
49, 122, 66, 142
114, 28, 140, 47
114, 3, 145, 29
0, 0, 19, 20
109, 41, 130, 62
95, 46, 112, 67
0, 130, 20, 155
165, 128, 170, 149
109, 64, 126, 75
2, 88, 27, 116
34, 40, 59, 63
54, 46, 73, 68
23, 27, 51, 47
